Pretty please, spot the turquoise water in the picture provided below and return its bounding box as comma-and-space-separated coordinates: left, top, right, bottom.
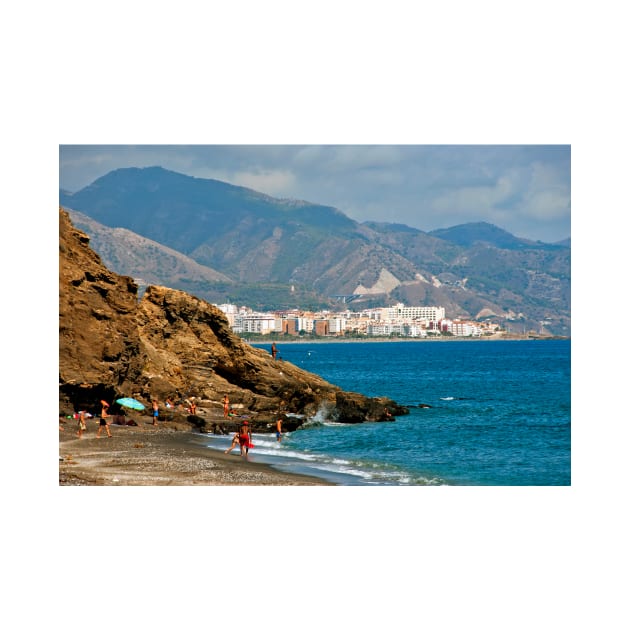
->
204, 339, 571, 485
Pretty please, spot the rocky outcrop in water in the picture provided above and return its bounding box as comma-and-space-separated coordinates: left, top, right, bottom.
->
59, 208, 407, 427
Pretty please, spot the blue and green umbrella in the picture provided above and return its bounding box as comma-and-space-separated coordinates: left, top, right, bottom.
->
115, 397, 145, 411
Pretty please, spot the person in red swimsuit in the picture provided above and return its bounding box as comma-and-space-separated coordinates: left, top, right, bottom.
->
238, 420, 252, 456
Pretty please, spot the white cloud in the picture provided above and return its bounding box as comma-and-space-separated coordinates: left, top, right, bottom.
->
230, 169, 297, 197
431, 175, 517, 213
518, 162, 570, 221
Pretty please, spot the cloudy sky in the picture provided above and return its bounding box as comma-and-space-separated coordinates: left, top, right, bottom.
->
59, 144, 570, 243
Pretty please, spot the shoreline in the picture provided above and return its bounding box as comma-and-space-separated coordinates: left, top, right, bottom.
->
244, 334, 569, 344
59, 420, 333, 486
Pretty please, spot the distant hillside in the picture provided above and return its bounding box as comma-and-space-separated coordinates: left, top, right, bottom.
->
428, 222, 560, 250
67, 209, 233, 287
60, 167, 571, 335
64, 208, 339, 311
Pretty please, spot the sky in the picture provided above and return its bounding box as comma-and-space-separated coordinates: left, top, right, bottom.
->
59, 144, 570, 243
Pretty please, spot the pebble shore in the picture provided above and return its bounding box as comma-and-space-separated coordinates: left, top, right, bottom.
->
59, 417, 331, 486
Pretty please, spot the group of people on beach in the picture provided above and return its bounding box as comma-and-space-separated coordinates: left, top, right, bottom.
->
65, 393, 286, 458
68, 400, 113, 438
153, 396, 199, 420
224, 414, 283, 457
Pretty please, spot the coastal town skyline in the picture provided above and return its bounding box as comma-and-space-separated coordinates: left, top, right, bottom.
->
218, 301, 542, 338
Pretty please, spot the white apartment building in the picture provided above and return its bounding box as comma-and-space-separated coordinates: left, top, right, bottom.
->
297, 317, 314, 333
367, 323, 427, 337
382, 303, 446, 322
216, 303, 239, 327
233, 312, 277, 334
441, 319, 482, 337
328, 318, 347, 334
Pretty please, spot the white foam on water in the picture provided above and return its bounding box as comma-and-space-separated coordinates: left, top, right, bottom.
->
203, 431, 447, 485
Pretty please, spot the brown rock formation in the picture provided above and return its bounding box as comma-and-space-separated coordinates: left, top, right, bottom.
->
59, 208, 407, 427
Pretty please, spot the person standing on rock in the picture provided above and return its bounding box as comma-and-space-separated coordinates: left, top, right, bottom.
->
271, 342, 278, 360
152, 400, 159, 426
223, 394, 230, 418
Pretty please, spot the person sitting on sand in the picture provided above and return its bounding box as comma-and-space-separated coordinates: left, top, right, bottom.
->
165, 397, 174, 420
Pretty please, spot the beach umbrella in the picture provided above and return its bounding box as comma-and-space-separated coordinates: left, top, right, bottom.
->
115, 397, 145, 411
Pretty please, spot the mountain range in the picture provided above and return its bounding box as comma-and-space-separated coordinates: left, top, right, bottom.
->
60, 166, 570, 335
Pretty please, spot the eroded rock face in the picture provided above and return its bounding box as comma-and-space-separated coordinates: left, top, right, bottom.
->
59, 208, 407, 425
59, 208, 146, 411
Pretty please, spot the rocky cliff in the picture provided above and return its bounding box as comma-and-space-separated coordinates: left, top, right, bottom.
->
59, 208, 406, 428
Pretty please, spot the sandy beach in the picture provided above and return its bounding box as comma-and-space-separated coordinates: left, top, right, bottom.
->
59, 417, 332, 486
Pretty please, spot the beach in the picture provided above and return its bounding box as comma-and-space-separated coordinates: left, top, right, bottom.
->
59, 418, 332, 486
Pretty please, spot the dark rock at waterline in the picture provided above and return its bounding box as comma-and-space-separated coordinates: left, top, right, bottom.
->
335, 391, 407, 423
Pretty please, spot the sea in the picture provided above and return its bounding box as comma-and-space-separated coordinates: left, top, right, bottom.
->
202, 339, 571, 485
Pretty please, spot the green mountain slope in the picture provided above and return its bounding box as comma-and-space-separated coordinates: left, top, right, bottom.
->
60, 167, 570, 334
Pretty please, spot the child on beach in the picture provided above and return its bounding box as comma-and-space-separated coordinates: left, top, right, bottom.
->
76, 411, 87, 438
224, 431, 240, 455
152, 400, 159, 425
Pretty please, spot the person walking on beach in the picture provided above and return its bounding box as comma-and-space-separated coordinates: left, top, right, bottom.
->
238, 420, 252, 457
223, 394, 230, 418
101, 400, 110, 418
97, 400, 112, 438
152, 400, 159, 426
